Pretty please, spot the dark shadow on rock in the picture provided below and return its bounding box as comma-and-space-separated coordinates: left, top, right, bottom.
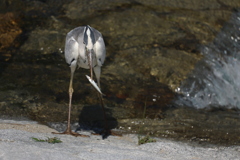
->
76, 104, 118, 139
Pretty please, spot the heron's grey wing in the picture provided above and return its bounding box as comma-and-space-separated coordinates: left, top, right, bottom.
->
65, 27, 88, 66
92, 29, 106, 66
65, 36, 79, 66
67, 27, 85, 41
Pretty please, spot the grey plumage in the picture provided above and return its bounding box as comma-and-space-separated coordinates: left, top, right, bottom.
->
65, 25, 105, 70
54, 25, 106, 136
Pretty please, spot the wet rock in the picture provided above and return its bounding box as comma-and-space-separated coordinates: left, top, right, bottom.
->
0, 12, 22, 61
103, 47, 201, 92
20, 27, 66, 55
118, 107, 240, 145
1, 0, 237, 115
63, 0, 130, 20
1, 0, 240, 145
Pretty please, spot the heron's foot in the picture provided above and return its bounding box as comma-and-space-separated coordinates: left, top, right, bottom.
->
52, 130, 89, 137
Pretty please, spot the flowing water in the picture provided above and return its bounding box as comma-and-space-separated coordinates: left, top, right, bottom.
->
175, 11, 240, 109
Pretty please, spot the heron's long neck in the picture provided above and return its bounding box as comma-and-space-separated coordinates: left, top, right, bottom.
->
87, 51, 93, 79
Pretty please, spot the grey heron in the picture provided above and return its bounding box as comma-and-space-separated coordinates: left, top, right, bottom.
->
55, 25, 107, 136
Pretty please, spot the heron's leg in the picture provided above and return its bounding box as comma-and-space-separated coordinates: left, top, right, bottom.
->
93, 66, 101, 88
93, 66, 107, 128
93, 66, 122, 137
99, 94, 108, 129
66, 69, 74, 133
52, 67, 88, 137
93, 66, 108, 127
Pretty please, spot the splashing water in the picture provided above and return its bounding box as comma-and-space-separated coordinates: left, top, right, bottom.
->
175, 11, 240, 109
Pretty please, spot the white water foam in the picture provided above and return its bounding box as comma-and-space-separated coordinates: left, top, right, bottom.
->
175, 11, 240, 109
